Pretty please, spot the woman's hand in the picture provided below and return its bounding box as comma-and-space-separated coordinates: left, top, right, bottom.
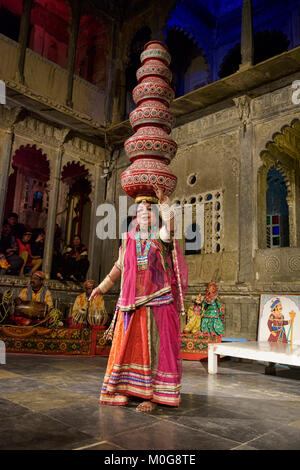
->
89, 286, 101, 301
153, 184, 167, 204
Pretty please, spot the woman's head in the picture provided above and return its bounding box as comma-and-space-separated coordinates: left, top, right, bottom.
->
73, 235, 81, 246
136, 201, 159, 230
22, 231, 32, 243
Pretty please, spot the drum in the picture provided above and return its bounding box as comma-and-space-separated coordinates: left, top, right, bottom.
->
14, 301, 47, 320
87, 308, 108, 326
72, 308, 87, 325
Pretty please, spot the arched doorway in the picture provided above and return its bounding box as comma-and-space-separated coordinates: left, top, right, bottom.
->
258, 119, 300, 249
4, 144, 50, 230
60, 161, 91, 249
165, 27, 209, 97
219, 30, 290, 78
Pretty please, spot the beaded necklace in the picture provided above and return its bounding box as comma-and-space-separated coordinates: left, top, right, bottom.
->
135, 226, 158, 271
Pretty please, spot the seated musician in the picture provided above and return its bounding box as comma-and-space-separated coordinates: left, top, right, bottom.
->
69, 279, 107, 327
16, 231, 43, 276
12, 271, 54, 326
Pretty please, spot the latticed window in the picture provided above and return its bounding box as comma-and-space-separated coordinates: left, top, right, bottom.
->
173, 189, 223, 255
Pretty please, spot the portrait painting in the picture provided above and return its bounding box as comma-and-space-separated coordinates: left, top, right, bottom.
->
258, 295, 300, 345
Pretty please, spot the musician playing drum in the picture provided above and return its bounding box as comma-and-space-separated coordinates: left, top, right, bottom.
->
12, 271, 54, 326
69, 279, 107, 327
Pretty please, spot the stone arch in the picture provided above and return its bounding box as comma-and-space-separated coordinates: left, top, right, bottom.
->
219, 29, 290, 79
162, 0, 212, 60
257, 119, 300, 249
57, 160, 92, 249
164, 25, 210, 97
4, 144, 50, 230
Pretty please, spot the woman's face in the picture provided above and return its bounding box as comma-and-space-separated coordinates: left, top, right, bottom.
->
22, 234, 31, 243
136, 202, 157, 229
73, 236, 81, 247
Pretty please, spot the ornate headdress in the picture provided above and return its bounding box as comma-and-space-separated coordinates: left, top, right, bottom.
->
32, 271, 45, 280
271, 298, 281, 310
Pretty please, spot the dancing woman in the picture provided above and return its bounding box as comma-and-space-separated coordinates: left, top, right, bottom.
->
90, 189, 187, 412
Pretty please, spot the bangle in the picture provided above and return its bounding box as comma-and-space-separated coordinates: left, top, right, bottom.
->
98, 274, 114, 294
159, 197, 174, 223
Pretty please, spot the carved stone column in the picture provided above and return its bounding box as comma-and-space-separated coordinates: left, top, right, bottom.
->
0, 106, 23, 225
87, 164, 106, 282
240, 0, 254, 71
111, 31, 129, 124
233, 95, 254, 282
0, 130, 14, 225
104, 19, 118, 125
66, 0, 81, 107
42, 147, 64, 278
17, 0, 34, 84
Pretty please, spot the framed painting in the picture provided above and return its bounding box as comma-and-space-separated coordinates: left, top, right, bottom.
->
258, 294, 300, 345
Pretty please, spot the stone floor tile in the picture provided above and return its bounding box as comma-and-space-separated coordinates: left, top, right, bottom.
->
43, 401, 161, 439
1, 387, 95, 412
0, 397, 30, 418
107, 419, 240, 450
171, 413, 279, 443
74, 440, 126, 450
0, 370, 20, 379
248, 424, 300, 450
0, 377, 53, 395
0, 411, 97, 450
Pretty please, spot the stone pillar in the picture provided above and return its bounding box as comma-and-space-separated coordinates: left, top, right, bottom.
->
239, 0, 254, 71
111, 57, 127, 124
17, 0, 34, 84
233, 95, 254, 283
0, 130, 14, 225
66, 0, 81, 107
42, 147, 63, 278
104, 20, 118, 125
87, 164, 106, 282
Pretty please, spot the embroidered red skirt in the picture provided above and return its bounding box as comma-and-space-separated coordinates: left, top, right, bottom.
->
99, 304, 182, 407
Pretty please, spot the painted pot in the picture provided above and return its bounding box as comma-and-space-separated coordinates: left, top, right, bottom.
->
121, 158, 177, 200
129, 104, 175, 134
132, 77, 175, 106
140, 41, 171, 66
124, 126, 177, 163
136, 59, 172, 84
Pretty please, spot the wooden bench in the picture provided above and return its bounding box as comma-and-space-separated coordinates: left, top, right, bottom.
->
208, 340, 300, 374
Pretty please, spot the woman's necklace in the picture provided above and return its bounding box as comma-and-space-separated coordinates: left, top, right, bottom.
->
135, 226, 157, 271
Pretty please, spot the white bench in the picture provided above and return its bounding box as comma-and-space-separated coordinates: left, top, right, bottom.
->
208, 340, 300, 374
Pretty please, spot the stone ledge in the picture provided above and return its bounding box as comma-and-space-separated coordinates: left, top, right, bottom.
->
0, 275, 82, 293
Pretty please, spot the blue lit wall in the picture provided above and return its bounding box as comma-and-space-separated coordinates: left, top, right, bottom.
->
163, 0, 300, 89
